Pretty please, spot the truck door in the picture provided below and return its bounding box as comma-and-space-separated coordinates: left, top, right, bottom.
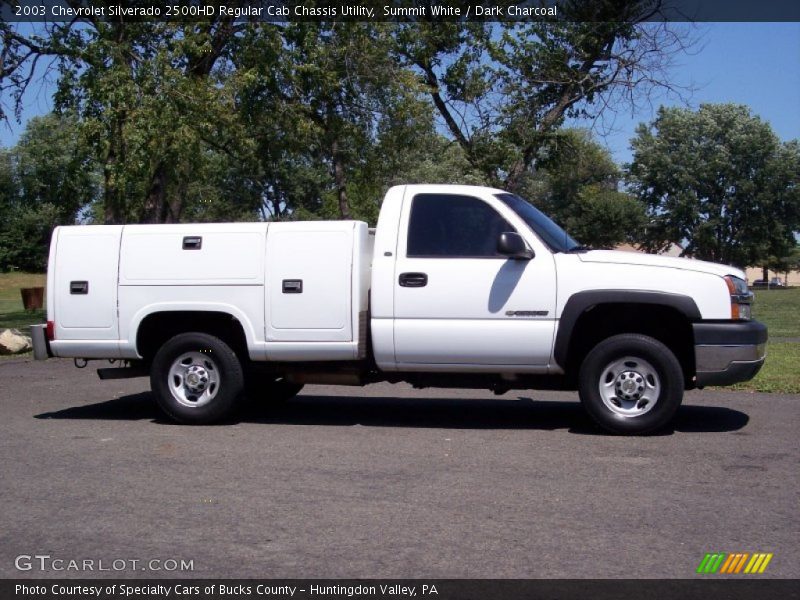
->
392, 191, 557, 367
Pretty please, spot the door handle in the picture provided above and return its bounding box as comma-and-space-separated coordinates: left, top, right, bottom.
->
399, 272, 428, 288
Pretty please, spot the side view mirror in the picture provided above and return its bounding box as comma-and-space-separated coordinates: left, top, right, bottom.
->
497, 231, 534, 260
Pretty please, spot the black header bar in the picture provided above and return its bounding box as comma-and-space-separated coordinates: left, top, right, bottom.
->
3, 0, 800, 23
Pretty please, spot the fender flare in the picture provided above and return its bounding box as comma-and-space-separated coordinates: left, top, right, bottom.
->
553, 290, 701, 368
125, 302, 259, 359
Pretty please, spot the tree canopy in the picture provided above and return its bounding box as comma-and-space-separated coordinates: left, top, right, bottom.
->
11, 11, 799, 273
0, 113, 97, 271
1, 10, 690, 225
627, 104, 800, 268
525, 129, 645, 248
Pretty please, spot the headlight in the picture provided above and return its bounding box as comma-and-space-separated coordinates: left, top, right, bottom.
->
724, 275, 753, 320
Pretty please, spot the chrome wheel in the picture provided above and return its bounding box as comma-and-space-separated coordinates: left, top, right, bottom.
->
598, 356, 660, 417
167, 352, 220, 408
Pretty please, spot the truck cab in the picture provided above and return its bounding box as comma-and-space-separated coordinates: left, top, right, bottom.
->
371, 185, 558, 371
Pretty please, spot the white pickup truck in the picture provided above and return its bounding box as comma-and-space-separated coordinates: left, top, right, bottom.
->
32, 184, 767, 434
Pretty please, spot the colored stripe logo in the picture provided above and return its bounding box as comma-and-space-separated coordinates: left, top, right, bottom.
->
697, 552, 773, 574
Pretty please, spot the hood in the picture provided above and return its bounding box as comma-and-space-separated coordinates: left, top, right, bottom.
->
577, 250, 745, 280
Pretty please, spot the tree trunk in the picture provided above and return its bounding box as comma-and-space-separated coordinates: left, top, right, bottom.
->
762, 266, 769, 281
103, 152, 119, 224
331, 139, 350, 219
142, 163, 168, 224
102, 25, 133, 225
505, 148, 535, 192
103, 116, 125, 224
164, 178, 186, 223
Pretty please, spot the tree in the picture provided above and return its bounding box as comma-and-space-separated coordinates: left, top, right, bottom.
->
0, 113, 98, 271
3, 14, 252, 224
627, 104, 800, 268
13, 113, 99, 219
2, 11, 694, 229
563, 187, 646, 249
522, 129, 645, 247
235, 22, 433, 222
764, 243, 800, 282
395, 3, 693, 190
53, 18, 250, 224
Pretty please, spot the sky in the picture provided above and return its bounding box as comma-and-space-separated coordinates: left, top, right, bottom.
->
589, 22, 800, 165
1, 22, 799, 163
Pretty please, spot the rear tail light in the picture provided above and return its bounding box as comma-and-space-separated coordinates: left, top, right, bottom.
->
46, 320, 55, 341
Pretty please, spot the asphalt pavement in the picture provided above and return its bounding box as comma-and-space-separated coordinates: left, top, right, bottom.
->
1, 358, 797, 579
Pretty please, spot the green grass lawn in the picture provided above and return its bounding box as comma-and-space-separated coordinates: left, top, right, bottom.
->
728, 288, 800, 393
731, 342, 800, 394
750, 287, 800, 338
0, 272, 46, 359
0, 308, 45, 330
0, 272, 46, 334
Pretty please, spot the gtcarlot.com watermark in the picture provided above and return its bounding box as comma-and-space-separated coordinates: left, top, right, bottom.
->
15, 554, 194, 572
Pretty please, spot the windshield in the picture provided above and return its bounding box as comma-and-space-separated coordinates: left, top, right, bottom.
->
495, 193, 581, 253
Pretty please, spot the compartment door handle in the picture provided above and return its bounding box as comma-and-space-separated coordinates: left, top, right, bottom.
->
70, 281, 89, 295
282, 279, 303, 294
182, 236, 202, 250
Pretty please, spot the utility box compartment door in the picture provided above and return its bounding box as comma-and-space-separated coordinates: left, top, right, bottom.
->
54, 226, 122, 340
266, 223, 353, 342
119, 224, 266, 285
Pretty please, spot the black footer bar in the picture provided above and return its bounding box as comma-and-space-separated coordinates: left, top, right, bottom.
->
3, 579, 800, 600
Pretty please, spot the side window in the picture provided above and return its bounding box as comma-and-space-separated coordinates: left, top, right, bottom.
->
407, 194, 516, 258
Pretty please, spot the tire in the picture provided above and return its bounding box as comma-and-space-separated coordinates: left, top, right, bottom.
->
578, 334, 684, 435
244, 373, 304, 404
150, 332, 244, 424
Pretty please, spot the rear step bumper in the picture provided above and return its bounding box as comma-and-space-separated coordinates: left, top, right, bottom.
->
97, 366, 148, 380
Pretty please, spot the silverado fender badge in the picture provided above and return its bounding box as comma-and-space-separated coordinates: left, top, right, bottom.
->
505, 310, 549, 317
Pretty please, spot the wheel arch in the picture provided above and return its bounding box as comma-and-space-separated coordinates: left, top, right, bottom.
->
554, 291, 700, 387
133, 307, 253, 362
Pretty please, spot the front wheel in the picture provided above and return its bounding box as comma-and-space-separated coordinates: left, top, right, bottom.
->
150, 332, 244, 424
578, 334, 684, 435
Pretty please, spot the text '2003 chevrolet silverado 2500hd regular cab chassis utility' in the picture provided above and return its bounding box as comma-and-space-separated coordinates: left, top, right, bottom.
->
32, 184, 767, 434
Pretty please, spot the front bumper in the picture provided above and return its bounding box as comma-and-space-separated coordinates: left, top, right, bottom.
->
30, 324, 52, 360
694, 320, 767, 387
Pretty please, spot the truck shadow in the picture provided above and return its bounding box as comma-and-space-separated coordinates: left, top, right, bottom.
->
35, 392, 750, 435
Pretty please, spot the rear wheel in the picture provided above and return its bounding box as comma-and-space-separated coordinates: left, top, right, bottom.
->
150, 332, 244, 424
578, 334, 684, 434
